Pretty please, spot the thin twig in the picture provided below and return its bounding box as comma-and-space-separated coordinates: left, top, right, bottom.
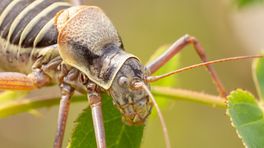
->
151, 86, 226, 108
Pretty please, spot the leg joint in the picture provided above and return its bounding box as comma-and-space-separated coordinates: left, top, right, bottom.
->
28, 69, 51, 88
183, 34, 198, 45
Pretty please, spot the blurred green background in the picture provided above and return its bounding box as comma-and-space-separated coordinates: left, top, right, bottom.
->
0, 0, 263, 147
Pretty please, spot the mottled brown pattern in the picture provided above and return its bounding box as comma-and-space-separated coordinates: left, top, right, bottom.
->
57, 6, 136, 89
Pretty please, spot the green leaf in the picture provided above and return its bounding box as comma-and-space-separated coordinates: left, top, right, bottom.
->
146, 45, 180, 107
253, 58, 264, 100
234, 0, 264, 7
68, 94, 144, 148
227, 89, 264, 148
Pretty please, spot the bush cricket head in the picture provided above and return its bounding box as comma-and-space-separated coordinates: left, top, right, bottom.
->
108, 58, 153, 125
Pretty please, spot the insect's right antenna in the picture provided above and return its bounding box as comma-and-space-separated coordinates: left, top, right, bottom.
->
134, 82, 171, 148
147, 55, 263, 85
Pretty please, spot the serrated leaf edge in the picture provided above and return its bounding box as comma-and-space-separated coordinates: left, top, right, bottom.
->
226, 89, 246, 147
226, 89, 261, 148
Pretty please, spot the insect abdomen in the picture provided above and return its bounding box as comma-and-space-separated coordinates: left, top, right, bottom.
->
0, 0, 71, 72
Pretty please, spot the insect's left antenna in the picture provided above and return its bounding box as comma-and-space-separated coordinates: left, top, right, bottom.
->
134, 82, 171, 148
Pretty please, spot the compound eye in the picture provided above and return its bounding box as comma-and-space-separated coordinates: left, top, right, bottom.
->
118, 76, 129, 87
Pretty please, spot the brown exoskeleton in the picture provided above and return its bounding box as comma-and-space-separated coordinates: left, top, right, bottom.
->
0, 0, 262, 148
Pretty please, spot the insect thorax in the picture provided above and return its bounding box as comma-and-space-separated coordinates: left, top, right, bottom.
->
56, 6, 138, 89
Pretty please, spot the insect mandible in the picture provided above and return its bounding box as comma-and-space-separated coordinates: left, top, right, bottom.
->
0, 0, 262, 148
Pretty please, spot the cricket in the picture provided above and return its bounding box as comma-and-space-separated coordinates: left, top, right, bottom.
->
0, 0, 262, 148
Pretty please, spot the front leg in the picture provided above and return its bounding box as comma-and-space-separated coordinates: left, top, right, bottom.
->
147, 34, 226, 97
87, 82, 106, 148
54, 83, 74, 148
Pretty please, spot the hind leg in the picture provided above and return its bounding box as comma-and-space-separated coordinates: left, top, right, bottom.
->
0, 70, 50, 90
146, 34, 226, 97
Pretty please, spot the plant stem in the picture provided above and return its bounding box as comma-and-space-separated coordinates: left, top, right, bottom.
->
0, 87, 226, 118
0, 95, 85, 118
151, 86, 226, 108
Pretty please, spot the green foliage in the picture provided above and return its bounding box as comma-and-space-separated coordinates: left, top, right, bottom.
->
234, 0, 264, 7
253, 58, 264, 100
68, 94, 144, 148
227, 89, 264, 148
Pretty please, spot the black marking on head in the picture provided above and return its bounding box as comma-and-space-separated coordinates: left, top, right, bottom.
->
132, 66, 143, 78
127, 60, 144, 78
102, 65, 115, 81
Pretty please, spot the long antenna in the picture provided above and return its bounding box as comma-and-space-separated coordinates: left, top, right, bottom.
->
147, 55, 263, 82
134, 82, 171, 148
